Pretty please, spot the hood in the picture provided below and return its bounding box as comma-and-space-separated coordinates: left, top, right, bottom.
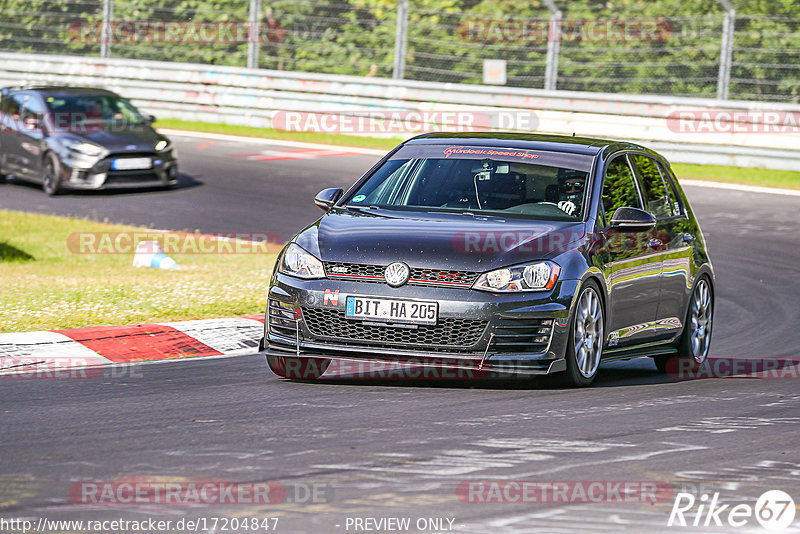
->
55, 122, 162, 153
294, 207, 586, 272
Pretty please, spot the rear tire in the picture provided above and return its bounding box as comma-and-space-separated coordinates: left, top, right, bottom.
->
266, 355, 330, 380
653, 276, 714, 375
42, 152, 63, 196
562, 280, 605, 387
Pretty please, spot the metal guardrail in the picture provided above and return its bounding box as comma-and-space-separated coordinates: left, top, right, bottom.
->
2, 52, 800, 171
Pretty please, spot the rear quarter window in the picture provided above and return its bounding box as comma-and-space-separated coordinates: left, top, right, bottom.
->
632, 154, 673, 219
601, 154, 642, 224
657, 161, 686, 217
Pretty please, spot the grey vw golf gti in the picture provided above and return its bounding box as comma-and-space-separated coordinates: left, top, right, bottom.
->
261, 133, 714, 386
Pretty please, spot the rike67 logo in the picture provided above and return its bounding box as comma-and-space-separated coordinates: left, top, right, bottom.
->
668, 490, 796, 530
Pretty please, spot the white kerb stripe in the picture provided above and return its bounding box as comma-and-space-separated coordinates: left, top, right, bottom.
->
159, 318, 264, 355
0, 331, 111, 375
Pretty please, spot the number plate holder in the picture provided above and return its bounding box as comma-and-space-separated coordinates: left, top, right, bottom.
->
345, 296, 438, 325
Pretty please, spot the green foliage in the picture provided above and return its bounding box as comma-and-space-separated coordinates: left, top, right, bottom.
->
0, 0, 798, 101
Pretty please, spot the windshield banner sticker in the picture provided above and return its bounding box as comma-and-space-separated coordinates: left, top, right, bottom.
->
443, 146, 540, 160
389, 144, 593, 172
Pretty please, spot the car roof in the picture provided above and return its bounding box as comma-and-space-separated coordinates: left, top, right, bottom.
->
2, 86, 117, 97
405, 132, 646, 156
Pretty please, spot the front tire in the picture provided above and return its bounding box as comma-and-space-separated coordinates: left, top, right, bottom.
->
654, 276, 713, 374
563, 281, 605, 387
266, 355, 330, 380
42, 152, 63, 196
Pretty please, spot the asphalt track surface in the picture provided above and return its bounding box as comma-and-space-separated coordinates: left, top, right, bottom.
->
2, 134, 800, 533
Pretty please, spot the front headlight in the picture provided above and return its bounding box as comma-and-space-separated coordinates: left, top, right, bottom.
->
66, 141, 103, 156
154, 139, 170, 151
278, 243, 325, 279
473, 261, 560, 292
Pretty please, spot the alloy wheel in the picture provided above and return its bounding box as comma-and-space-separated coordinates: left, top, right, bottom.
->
689, 278, 713, 363
43, 158, 59, 195
574, 287, 604, 378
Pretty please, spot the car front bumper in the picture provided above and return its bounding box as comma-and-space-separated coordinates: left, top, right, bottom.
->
260, 273, 581, 375
59, 150, 178, 189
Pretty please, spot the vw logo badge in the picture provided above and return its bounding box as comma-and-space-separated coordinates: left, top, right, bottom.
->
384, 262, 410, 287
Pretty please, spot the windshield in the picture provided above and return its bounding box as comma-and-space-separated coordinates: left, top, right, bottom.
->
45, 94, 146, 126
345, 144, 594, 221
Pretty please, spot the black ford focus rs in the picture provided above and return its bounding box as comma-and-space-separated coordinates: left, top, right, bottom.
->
260, 133, 714, 386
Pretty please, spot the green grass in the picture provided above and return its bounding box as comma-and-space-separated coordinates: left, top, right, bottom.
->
671, 163, 800, 190
0, 210, 278, 332
158, 119, 800, 190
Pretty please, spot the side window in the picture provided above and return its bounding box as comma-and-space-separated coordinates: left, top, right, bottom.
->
0, 94, 23, 131
23, 96, 45, 120
602, 155, 641, 224
21, 95, 46, 130
632, 154, 672, 218
12, 94, 28, 118
658, 162, 685, 217
2, 94, 23, 118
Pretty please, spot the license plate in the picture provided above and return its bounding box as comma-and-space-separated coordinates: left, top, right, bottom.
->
345, 296, 438, 325
111, 157, 152, 170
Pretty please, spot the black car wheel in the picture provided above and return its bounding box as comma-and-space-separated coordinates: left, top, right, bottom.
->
654, 276, 714, 374
42, 153, 63, 196
563, 280, 605, 387
266, 355, 330, 380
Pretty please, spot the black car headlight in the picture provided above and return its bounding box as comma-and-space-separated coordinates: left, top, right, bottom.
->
278, 243, 325, 279
473, 261, 560, 292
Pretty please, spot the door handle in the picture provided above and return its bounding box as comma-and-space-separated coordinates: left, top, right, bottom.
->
682, 233, 695, 243
648, 238, 663, 249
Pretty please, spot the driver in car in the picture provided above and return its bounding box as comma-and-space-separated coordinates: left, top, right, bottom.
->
557, 173, 586, 216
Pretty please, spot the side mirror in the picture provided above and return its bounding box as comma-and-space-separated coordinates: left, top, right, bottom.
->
314, 187, 343, 211
609, 206, 656, 231
145, 114, 156, 124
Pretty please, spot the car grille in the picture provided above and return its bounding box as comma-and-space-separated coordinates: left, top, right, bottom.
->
324, 262, 480, 288
300, 306, 488, 351
492, 317, 554, 353
104, 173, 160, 183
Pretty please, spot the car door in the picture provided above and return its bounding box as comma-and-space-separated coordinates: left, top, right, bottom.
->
646, 158, 696, 341
0, 92, 26, 175
15, 92, 48, 179
596, 153, 663, 348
